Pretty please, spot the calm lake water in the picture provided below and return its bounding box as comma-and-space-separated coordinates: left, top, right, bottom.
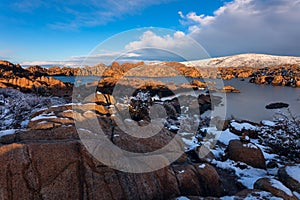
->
50, 76, 199, 85
53, 76, 300, 122
223, 78, 300, 122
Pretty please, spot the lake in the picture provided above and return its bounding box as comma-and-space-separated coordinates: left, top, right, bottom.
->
222, 78, 300, 122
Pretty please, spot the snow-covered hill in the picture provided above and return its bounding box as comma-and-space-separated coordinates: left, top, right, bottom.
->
182, 54, 300, 68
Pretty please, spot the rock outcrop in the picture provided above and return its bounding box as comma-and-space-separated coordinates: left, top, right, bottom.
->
0, 60, 30, 78
0, 76, 72, 97
0, 61, 72, 98
0, 112, 226, 199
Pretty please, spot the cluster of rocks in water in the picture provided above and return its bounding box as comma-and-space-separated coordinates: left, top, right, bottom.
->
249, 65, 300, 87
218, 64, 300, 87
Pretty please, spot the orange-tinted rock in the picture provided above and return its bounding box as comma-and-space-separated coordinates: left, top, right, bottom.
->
190, 80, 207, 88
222, 85, 240, 93
271, 75, 284, 86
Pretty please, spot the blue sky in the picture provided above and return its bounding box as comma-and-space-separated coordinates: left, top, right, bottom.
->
1, 0, 300, 66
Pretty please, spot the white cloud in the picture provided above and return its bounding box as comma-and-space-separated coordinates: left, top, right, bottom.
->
125, 30, 190, 50
125, 30, 210, 61
179, 0, 300, 57
179, 11, 215, 27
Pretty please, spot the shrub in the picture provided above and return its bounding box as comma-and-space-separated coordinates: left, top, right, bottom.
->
259, 109, 300, 161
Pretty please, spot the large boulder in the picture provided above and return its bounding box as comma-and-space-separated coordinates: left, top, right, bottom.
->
0, 116, 226, 199
193, 163, 224, 197
278, 164, 300, 193
254, 178, 298, 200
226, 140, 266, 169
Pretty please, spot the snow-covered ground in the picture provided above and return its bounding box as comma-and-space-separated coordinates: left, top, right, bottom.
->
0, 88, 66, 132
177, 114, 299, 198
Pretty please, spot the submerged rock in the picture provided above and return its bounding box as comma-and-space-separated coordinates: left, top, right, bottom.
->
265, 102, 289, 109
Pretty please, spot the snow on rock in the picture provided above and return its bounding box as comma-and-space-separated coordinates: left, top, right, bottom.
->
285, 165, 300, 183
0, 88, 66, 131
176, 197, 190, 200
31, 112, 57, 121
254, 143, 278, 161
0, 129, 16, 137
218, 129, 240, 145
198, 164, 206, 169
212, 159, 268, 189
278, 164, 300, 194
254, 178, 297, 199
230, 121, 258, 131
261, 120, 276, 127
294, 192, 300, 199
181, 138, 195, 147
269, 179, 293, 197
243, 143, 258, 149
221, 191, 283, 200
168, 125, 179, 131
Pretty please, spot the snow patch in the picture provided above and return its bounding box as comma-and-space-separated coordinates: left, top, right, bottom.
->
243, 143, 258, 149
294, 192, 300, 199
176, 197, 190, 200
269, 179, 293, 197
212, 159, 268, 189
31, 115, 57, 121
231, 122, 257, 131
261, 120, 276, 127
221, 191, 283, 200
181, 138, 195, 146
285, 165, 300, 183
198, 164, 206, 169
218, 129, 240, 145
0, 129, 16, 137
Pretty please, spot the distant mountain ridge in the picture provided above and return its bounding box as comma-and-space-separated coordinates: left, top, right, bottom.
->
182, 54, 300, 68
